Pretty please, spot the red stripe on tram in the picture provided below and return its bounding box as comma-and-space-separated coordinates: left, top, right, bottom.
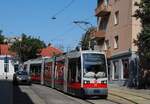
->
31, 75, 41, 81
68, 83, 81, 89
83, 83, 107, 88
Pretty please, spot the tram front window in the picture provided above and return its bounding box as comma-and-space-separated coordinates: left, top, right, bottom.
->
83, 53, 107, 78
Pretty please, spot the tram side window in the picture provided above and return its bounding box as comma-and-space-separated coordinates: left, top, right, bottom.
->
30, 64, 41, 76
77, 58, 81, 82
68, 58, 81, 83
68, 59, 76, 83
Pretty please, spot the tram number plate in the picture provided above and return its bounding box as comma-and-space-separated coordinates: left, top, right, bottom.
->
94, 90, 100, 93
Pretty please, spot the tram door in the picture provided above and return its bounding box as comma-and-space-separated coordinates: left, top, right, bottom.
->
67, 57, 81, 95
54, 59, 65, 91
44, 62, 53, 86
30, 64, 41, 83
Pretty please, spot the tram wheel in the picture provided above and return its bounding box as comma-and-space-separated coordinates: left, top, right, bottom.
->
101, 95, 108, 99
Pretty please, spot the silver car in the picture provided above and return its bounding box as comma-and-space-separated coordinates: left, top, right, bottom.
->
13, 71, 31, 85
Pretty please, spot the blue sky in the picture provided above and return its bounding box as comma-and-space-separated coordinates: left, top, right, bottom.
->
0, 0, 97, 51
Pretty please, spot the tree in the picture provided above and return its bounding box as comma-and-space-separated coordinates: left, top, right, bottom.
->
79, 27, 96, 50
10, 34, 46, 62
0, 30, 5, 44
134, 0, 150, 88
134, 0, 150, 69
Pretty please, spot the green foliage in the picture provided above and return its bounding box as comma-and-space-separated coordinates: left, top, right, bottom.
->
79, 27, 96, 50
10, 34, 46, 62
134, 0, 150, 68
0, 30, 5, 44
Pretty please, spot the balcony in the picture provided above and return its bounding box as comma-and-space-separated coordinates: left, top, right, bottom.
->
91, 30, 105, 40
95, 2, 111, 16
94, 45, 105, 52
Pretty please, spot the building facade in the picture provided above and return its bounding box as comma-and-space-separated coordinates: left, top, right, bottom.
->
93, 0, 141, 85
0, 44, 16, 80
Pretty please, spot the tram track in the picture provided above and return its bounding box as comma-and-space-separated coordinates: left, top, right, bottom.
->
108, 93, 138, 104
86, 96, 133, 104
86, 99, 119, 104
110, 89, 150, 100
108, 90, 150, 104
86, 95, 139, 104
87, 90, 150, 104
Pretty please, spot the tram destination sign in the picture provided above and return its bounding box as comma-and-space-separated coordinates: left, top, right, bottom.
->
83, 53, 105, 62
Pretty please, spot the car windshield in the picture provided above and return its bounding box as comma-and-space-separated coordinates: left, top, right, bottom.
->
83, 53, 107, 78
17, 71, 28, 75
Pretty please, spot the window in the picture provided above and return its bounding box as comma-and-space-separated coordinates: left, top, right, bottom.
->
68, 58, 81, 83
114, 0, 118, 3
104, 0, 109, 6
114, 11, 119, 25
105, 40, 110, 49
99, 16, 109, 31
4, 64, 9, 72
114, 36, 119, 49
122, 59, 129, 79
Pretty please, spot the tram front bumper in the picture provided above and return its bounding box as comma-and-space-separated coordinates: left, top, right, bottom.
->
83, 88, 108, 96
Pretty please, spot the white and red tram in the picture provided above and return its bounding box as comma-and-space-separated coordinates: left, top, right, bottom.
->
43, 50, 108, 98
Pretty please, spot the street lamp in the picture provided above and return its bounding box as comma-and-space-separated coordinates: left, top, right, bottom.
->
73, 20, 93, 31
73, 20, 94, 50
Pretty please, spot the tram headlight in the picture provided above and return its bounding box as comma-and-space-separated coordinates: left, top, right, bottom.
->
101, 80, 107, 84
28, 76, 31, 80
84, 80, 90, 84
17, 76, 21, 80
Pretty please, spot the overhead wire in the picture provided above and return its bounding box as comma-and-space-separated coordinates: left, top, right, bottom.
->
51, 0, 76, 19
50, 15, 96, 43
50, 0, 96, 49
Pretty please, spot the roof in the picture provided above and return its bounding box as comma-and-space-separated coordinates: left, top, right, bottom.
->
40, 46, 63, 57
0, 44, 9, 55
0, 44, 16, 56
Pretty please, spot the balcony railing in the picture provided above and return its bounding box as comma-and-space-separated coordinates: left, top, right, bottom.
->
91, 30, 106, 40
95, 2, 111, 16
94, 45, 105, 52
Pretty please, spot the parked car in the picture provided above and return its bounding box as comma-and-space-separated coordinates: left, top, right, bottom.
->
13, 71, 31, 85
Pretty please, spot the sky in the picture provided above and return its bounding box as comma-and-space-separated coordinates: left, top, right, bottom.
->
0, 0, 97, 51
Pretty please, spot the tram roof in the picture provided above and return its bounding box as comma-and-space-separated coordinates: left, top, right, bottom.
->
66, 50, 105, 58
24, 57, 46, 65
44, 57, 55, 63
43, 50, 106, 62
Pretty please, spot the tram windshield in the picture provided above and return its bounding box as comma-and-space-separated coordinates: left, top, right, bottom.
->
83, 53, 107, 78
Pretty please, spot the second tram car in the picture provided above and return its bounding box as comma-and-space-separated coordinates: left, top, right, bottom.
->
43, 50, 108, 98
24, 58, 44, 83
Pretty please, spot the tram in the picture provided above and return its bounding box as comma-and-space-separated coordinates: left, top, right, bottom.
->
24, 58, 44, 83
44, 50, 108, 98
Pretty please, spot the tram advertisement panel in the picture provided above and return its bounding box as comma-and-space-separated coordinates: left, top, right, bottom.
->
44, 62, 52, 85
54, 59, 64, 90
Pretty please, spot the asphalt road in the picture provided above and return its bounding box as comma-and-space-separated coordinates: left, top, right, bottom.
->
0, 80, 116, 104
15, 84, 117, 104
22, 84, 90, 104
0, 80, 13, 104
